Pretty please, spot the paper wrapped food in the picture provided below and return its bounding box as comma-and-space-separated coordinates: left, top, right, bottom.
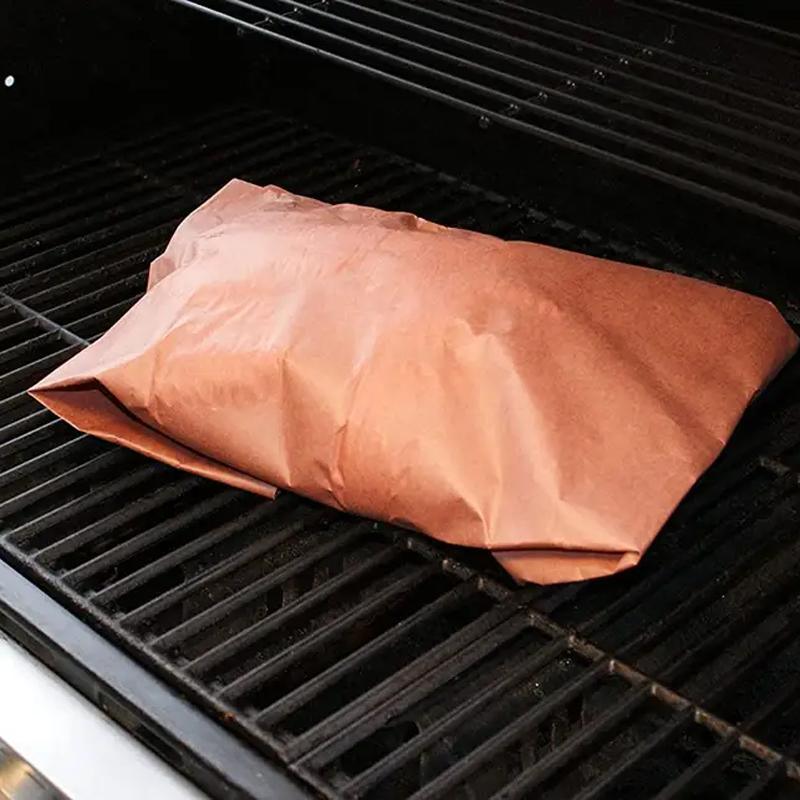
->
30, 180, 798, 584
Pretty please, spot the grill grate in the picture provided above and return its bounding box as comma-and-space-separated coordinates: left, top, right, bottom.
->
165, 0, 800, 231
4, 102, 800, 799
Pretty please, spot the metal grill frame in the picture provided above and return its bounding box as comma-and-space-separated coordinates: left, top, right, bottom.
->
0, 558, 310, 800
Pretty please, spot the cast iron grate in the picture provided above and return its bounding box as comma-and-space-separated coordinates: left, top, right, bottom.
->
3, 102, 800, 799
164, 0, 800, 231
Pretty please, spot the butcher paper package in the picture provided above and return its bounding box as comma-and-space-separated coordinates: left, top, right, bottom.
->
30, 180, 798, 584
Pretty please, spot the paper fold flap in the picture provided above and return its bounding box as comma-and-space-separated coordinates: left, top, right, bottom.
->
493, 548, 641, 584
29, 381, 278, 499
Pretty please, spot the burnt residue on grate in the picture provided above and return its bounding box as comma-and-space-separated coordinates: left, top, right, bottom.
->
3, 103, 800, 799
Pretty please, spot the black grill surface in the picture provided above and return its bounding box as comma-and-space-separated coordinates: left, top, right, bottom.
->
4, 102, 800, 799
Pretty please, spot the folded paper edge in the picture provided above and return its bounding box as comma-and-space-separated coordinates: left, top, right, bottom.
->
29, 382, 278, 500
493, 547, 641, 584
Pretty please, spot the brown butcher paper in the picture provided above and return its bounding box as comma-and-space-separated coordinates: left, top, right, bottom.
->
30, 180, 798, 584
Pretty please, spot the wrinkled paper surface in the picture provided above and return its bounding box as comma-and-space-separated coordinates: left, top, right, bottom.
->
30, 180, 799, 584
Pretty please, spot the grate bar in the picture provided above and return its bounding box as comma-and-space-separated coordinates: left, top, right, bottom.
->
535, 581, 589, 616
11, 246, 161, 305
153, 518, 367, 654
569, 707, 696, 800
0, 448, 129, 519
0, 408, 51, 444
303, 0, 800, 177
165, 128, 333, 187
651, 733, 740, 800
0, 330, 62, 370
221, 570, 476, 708
163, 128, 337, 190
331, 170, 430, 209
321, 0, 800, 131
166, 0, 800, 229
6, 462, 163, 546
33, 478, 201, 566
64, 296, 145, 337
321, 165, 424, 206
0, 165, 171, 236
150, 110, 302, 170
0, 433, 92, 492
0, 184, 175, 257
235, 144, 367, 195
0, 318, 39, 349
576, 482, 794, 637
42, 273, 145, 322
489, 684, 653, 800
403, 659, 611, 800
0, 419, 65, 461
118, 503, 328, 627
294, 608, 531, 764
0, 342, 83, 386
0, 221, 174, 290
455, 0, 800, 113
615, 503, 800, 661
391, 527, 800, 781
618, 0, 800, 52
470, 204, 528, 237
182, 529, 396, 672
732, 759, 789, 800
62, 489, 242, 586
4, 106, 278, 224
145, 113, 292, 175
409, 193, 485, 226
662, 553, 800, 696
89, 497, 287, 606
342, 633, 573, 794
742, 672, 800, 737
0, 198, 191, 285
250, 572, 478, 726
107, 105, 282, 165
7, 104, 253, 203
350, 172, 444, 211
0, 165, 134, 230
0, 189, 182, 269
1, 132, 360, 311
141, 113, 291, 176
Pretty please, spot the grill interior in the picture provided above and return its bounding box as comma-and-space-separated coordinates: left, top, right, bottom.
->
168, 0, 800, 234
3, 99, 800, 799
